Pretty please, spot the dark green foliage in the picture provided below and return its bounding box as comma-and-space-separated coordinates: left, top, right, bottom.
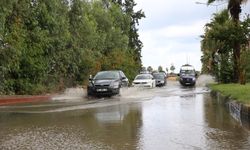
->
147, 66, 153, 73
246, 51, 250, 82
201, 10, 250, 83
170, 64, 175, 73
219, 53, 234, 83
158, 66, 163, 72
207, 0, 249, 84
0, 0, 144, 95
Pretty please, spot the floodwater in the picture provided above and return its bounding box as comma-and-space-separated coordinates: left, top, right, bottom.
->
0, 79, 250, 150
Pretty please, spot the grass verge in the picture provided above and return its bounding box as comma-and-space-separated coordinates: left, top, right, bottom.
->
209, 83, 250, 104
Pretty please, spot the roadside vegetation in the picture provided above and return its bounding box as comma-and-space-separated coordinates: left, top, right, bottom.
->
0, 0, 145, 95
210, 84, 250, 104
201, 0, 250, 84
202, 0, 250, 104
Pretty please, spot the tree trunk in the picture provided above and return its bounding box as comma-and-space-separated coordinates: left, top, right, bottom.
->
230, 3, 245, 84
233, 43, 247, 84
239, 68, 246, 85
233, 44, 240, 83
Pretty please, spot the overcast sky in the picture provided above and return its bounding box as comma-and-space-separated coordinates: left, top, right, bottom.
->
135, 0, 250, 72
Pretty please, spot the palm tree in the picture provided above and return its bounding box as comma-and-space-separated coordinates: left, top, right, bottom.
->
207, 0, 248, 84
147, 66, 153, 73
201, 10, 237, 82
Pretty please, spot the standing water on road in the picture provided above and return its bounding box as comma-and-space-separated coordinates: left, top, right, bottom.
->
0, 79, 250, 150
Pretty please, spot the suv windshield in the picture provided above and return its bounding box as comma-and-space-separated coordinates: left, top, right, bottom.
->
180, 70, 195, 75
94, 71, 120, 80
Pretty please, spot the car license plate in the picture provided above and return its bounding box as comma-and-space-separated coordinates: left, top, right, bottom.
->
97, 89, 107, 92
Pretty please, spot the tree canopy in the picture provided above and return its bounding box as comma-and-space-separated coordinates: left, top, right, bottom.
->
201, 9, 250, 83
207, 0, 249, 84
0, 0, 145, 94
170, 64, 175, 73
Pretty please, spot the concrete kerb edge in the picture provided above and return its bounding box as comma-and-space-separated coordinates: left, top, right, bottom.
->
0, 95, 52, 106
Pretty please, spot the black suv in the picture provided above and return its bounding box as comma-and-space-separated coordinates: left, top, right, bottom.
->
178, 64, 197, 86
87, 70, 129, 96
152, 73, 166, 86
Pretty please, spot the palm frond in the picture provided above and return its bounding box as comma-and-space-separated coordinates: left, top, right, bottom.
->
207, 0, 217, 4
207, 0, 226, 5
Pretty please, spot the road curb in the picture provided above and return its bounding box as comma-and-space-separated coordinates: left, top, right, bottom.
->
0, 95, 51, 106
211, 90, 250, 121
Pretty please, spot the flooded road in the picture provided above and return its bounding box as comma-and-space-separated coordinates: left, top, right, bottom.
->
0, 80, 250, 150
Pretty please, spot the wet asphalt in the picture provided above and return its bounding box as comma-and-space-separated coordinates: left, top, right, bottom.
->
0, 80, 250, 150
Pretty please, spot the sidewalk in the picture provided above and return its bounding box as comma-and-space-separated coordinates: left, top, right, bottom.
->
0, 95, 51, 106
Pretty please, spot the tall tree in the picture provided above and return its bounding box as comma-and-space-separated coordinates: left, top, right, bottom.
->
158, 66, 163, 72
201, 9, 249, 83
0, 0, 145, 94
208, 0, 249, 84
170, 64, 175, 73
147, 66, 153, 73
123, 0, 145, 69
141, 66, 146, 72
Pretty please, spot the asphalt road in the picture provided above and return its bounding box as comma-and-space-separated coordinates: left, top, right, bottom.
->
0, 80, 250, 150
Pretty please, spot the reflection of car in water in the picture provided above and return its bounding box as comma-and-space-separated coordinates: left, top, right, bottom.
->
95, 105, 130, 124
87, 70, 129, 96
152, 73, 166, 86
178, 64, 197, 86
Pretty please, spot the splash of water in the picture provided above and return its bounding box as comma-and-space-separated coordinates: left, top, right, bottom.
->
196, 74, 216, 87
52, 87, 86, 101
120, 87, 154, 99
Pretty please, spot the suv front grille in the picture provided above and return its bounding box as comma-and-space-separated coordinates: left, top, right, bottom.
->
95, 84, 110, 87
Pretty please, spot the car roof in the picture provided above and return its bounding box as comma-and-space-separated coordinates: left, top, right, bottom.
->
136, 74, 152, 77
97, 70, 123, 73
180, 64, 195, 70
98, 70, 117, 73
153, 72, 166, 76
153, 72, 164, 74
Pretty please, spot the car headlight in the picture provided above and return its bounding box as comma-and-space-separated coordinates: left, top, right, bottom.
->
110, 82, 119, 88
192, 77, 196, 81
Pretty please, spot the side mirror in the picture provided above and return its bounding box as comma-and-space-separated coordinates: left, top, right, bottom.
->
121, 77, 128, 82
177, 73, 180, 76
89, 75, 93, 81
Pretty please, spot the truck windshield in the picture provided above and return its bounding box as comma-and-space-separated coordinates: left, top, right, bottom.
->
180, 70, 195, 75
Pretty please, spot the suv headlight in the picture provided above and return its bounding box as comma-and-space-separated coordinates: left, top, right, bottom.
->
110, 82, 119, 88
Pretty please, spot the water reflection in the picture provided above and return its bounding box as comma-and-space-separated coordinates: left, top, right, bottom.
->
204, 93, 250, 149
137, 95, 207, 150
95, 105, 130, 124
0, 104, 143, 150
1, 86, 250, 149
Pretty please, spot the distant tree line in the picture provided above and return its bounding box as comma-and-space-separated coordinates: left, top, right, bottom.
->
201, 0, 250, 84
0, 0, 145, 94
